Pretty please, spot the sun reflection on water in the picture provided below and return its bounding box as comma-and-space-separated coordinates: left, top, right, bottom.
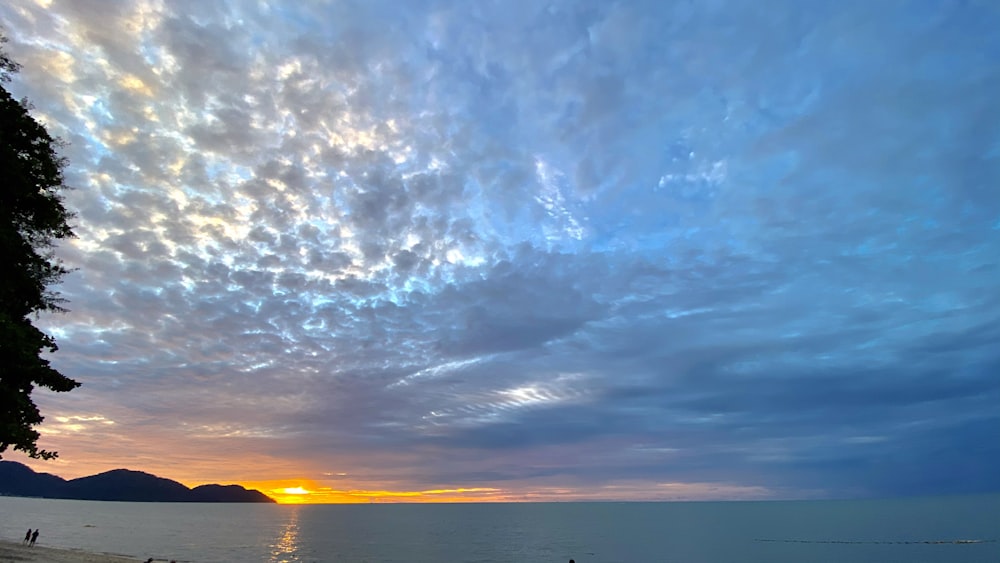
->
270, 506, 301, 563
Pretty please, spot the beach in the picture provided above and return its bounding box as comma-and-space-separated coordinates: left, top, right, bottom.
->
0, 540, 141, 563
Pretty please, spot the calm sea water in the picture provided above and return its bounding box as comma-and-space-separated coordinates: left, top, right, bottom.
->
0, 495, 997, 562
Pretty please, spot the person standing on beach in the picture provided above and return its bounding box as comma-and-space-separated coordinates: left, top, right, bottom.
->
23, 529, 31, 544
29, 529, 39, 546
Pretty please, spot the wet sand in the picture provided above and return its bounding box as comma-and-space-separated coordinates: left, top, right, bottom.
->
0, 540, 142, 563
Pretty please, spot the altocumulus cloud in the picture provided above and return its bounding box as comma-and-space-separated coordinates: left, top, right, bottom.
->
2, 0, 998, 499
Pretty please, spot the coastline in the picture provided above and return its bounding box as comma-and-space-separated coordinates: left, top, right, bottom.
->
0, 540, 142, 562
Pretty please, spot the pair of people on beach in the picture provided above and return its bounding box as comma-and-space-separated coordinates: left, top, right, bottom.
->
22, 528, 39, 546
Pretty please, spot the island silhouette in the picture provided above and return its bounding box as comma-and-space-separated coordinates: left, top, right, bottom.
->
0, 461, 275, 502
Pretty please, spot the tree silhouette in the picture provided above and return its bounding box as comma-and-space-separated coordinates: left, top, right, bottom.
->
1, 34, 80, 459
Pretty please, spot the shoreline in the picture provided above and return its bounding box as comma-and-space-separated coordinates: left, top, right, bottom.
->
0, 540, 142, 562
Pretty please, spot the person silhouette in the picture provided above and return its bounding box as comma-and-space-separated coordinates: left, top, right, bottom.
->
30, 529, 39, 546
23, 529, 31, 544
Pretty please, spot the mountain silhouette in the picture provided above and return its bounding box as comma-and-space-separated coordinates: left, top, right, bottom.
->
0, 461, 274, 503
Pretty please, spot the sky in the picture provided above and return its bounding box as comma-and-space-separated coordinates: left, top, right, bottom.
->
1, 0, 998, 504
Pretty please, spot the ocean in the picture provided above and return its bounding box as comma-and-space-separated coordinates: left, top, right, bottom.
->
1, 494, 997, 562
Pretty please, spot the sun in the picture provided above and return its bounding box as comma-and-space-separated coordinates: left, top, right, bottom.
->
282, 487, 310, 495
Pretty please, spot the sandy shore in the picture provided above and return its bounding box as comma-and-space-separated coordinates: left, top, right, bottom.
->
0, 540, 143, 563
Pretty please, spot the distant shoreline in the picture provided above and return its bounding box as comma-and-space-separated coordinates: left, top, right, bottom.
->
0, 461, 275, 503
0, 539, 142, 562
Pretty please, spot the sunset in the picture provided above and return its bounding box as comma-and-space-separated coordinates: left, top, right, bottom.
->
0, 1, 998, 559
265, 486, 510, 505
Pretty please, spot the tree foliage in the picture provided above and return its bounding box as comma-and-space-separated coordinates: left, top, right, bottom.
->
1, 35, 80, 459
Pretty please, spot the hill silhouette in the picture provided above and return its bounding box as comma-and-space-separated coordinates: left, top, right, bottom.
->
0, 461, 274, 503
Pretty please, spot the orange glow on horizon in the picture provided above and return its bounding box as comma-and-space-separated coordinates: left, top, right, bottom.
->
235, 479, 511, 504
234, 479, 780, 504
10, 452, 779, 504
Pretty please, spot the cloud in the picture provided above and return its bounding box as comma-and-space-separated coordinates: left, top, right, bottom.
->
1, 0, 998, 498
